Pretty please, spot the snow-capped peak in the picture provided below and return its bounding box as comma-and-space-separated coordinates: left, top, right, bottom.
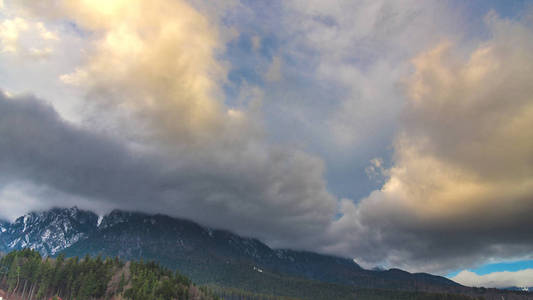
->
2, 207, 99, 256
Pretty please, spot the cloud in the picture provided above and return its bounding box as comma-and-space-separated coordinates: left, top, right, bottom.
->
452, 269, 533, 289
1, 0, 532, 275
247, 0, 466, 202
36, 22, 58, 40
28, 47, 52, 59
364, 158, 386, 183
264, 55, 282, 82
0, 0, 337, 250
47, 0, 227, 144
0, 2, 58, 59
323, 12, 533, 273
251, 35, 261, 52
0, 17, 28, 53
282, 0, 457, 149
0, 88, 336, 248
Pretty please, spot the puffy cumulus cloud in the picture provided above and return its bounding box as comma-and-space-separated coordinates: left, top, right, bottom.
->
0, 4, 58, 59
28, 0, 229, 145
0, 0, 337, 249
452, 269, 533, 289
323, 13, 533, 273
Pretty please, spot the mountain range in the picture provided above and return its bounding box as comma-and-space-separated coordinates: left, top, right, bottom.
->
0, 207, 529, 299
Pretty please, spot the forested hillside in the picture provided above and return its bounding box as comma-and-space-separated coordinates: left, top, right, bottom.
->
1, 207, 532, 299
0, 249, 512, 300
0, 249, 216, 300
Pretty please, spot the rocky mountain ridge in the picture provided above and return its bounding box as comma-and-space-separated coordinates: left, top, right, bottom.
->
0, 207, 97, 256
1, 207, 527, 300
0, 207, 457, 288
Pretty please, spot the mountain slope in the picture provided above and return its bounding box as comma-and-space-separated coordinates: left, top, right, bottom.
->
2, 249, 492, 300
0, 207, 530, 299
0, 219, 9, 252
0, 207, 98, 256
61, 209, 461, 293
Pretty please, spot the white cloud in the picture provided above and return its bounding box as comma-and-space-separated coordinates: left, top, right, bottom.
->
36, 22, 58, 40
452, 269, 533, 289
28, 47, 52, 59
0, 17, 28, 53
0, 11, 58, 58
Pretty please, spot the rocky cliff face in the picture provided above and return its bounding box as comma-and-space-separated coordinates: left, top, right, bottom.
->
0, 207, 98, 256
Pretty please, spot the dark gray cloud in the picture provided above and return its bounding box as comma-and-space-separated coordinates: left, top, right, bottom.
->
0, 91, 336, 250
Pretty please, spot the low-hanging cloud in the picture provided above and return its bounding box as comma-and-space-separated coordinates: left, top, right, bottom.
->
0, 88, 335, 249
0, 0, 337, 250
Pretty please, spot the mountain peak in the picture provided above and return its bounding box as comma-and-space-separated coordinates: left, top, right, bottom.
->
2, 207, 98, 256
0, 209, 528, 299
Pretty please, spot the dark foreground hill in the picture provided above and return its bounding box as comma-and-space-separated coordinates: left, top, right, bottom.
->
0, 208, 531, 299
0, 249, 496, 300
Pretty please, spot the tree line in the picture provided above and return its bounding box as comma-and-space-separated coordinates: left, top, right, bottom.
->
0, 249, 491, 300
0, 249, 217, 300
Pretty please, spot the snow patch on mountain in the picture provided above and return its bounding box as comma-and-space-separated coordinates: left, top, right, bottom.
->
1, 207, 98, 256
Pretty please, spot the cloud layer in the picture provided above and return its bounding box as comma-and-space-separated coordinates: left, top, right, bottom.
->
452, 269, 533, 289
0, 0, 532, 276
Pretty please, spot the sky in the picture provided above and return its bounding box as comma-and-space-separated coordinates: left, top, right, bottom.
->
0, 0, 532, 289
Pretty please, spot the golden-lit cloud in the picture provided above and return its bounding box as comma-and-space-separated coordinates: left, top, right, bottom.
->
55, 0, 229, 144
0, 17, 28, 53
327, 13, 533, 272
395, 14, 533, 220
16, 0, 240, 145
0, 8, 58, 59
